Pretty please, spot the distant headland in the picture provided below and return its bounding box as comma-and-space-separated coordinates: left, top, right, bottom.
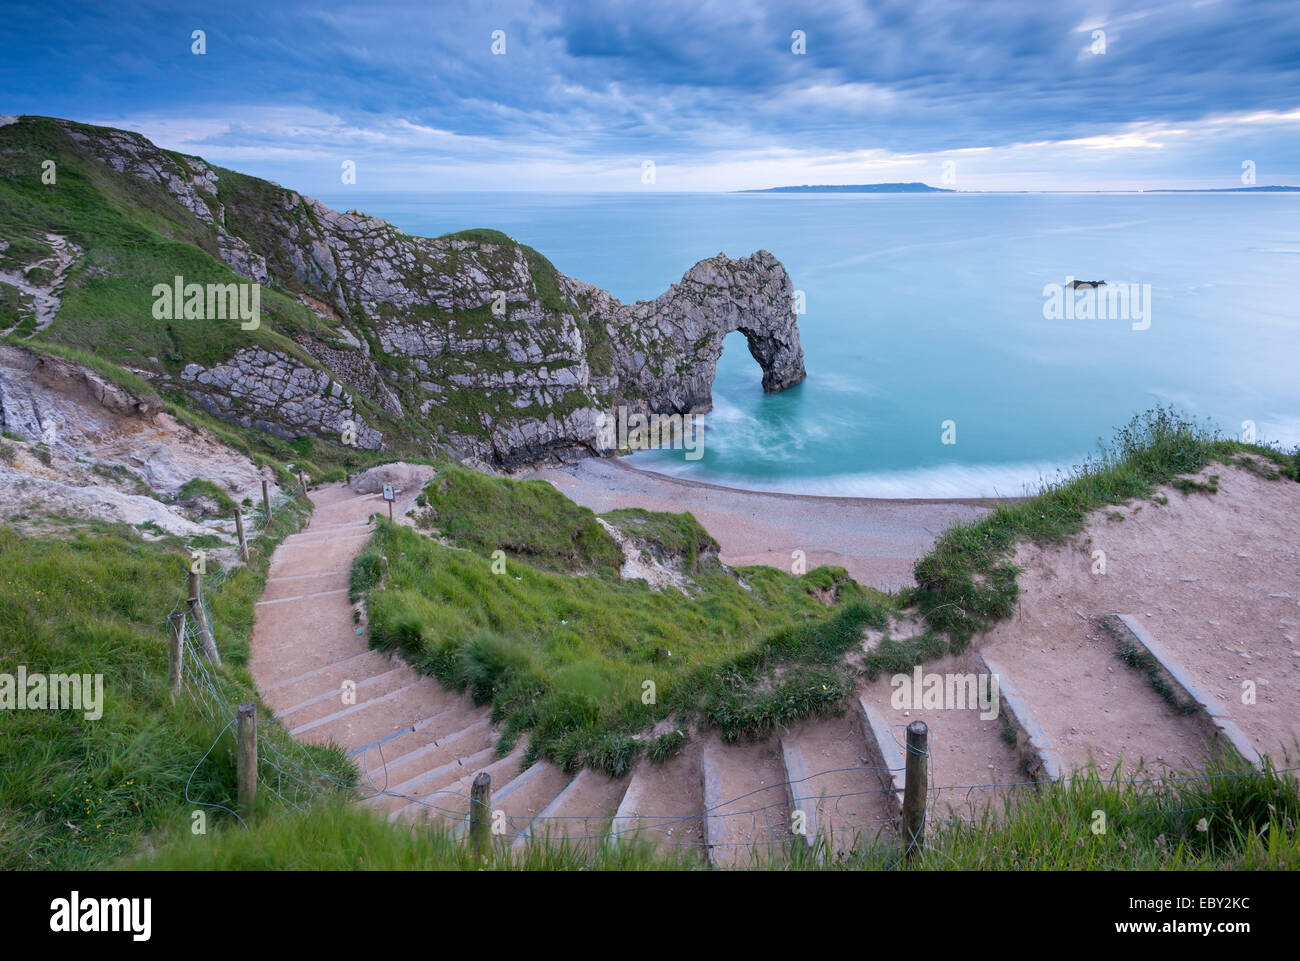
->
1146, 186, 1300, 193
740, 182, 954, 194
739, 183, 1300, 194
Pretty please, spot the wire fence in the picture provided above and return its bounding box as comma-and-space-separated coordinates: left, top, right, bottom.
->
168, 495, 1298, 865
169, 494, 342, 826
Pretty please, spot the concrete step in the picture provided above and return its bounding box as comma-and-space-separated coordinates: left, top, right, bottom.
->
259, 569, 351, 602
976, 653, 1065, 785
699, 736, 792, 868
364, 745, 498, 816
358, 713, 495, 789
976, 617, 1211, 780
260, 649, 392, 709
854, 651, 1031, 833
249, 601, 368, 679
262, 545, 354, 578
290, 677, 464, 749
274, 665, 417, 728
856, 695, 907, 819
513, 767, 629, 849
472, 760, 571, 843
281, 529, 375, 549
779, 711, 894, 857
611, 738, 706, 862
390, 744, 526, 825
1109, 614, 1264, 770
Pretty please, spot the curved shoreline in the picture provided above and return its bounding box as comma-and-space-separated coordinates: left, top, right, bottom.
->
522, 456, 1006, 591
600, 455, 1023, 507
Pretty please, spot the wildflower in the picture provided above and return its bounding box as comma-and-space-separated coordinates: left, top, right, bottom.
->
1196, 818, 1208, 832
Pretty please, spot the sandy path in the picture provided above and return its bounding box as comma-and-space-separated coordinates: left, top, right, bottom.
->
251, 484, 503, 821
525, 457, 997, 591
977, 462, 1300, 776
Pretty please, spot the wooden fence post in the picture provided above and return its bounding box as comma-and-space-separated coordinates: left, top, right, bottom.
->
237, 701, 257, 820
901, 720, 928, 861
261, 479, 272, 523
233, 508, 249, 562
298, 470, 307, 496
469, 772, 492, 858
167, 610, 185, 696
187, 570, 222, 665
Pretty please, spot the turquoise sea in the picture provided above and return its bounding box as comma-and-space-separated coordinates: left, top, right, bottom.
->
319, 191, 1300, 497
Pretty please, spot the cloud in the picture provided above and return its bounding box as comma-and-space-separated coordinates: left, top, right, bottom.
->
2, 0, 1298, 190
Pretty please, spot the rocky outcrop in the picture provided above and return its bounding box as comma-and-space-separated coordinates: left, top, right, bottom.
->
180, 348, 384, 449
3, 118, 808, 469
0, 346, 161, 441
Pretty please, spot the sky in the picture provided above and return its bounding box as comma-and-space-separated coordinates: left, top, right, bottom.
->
2, 0, 1299, 192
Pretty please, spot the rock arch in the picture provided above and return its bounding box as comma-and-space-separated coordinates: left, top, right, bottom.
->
606, 250, 806, 415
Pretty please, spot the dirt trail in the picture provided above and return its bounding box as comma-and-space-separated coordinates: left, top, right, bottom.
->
251, 484, 502, 820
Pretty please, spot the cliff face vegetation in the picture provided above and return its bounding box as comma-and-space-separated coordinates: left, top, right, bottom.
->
0, 115, 805, 469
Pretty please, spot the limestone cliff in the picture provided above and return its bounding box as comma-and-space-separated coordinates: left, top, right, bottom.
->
0, 117, 806, 468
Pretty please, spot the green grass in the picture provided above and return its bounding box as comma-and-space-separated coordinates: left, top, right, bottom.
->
602, 507, 720, 572
909, 406, 1299, 646
1170, 472, 1220, 495
176, 477, 239, 515
899, 754, 1300, 871
0, 494, 353, 870
416, 464, 625, 575
0, 119, 328, 373
357, 468, 886, 773
127, 751, 1300, 870
129, 800, 697, 870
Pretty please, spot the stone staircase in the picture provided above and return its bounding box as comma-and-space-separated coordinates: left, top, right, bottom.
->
251, 483, 1238, 867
